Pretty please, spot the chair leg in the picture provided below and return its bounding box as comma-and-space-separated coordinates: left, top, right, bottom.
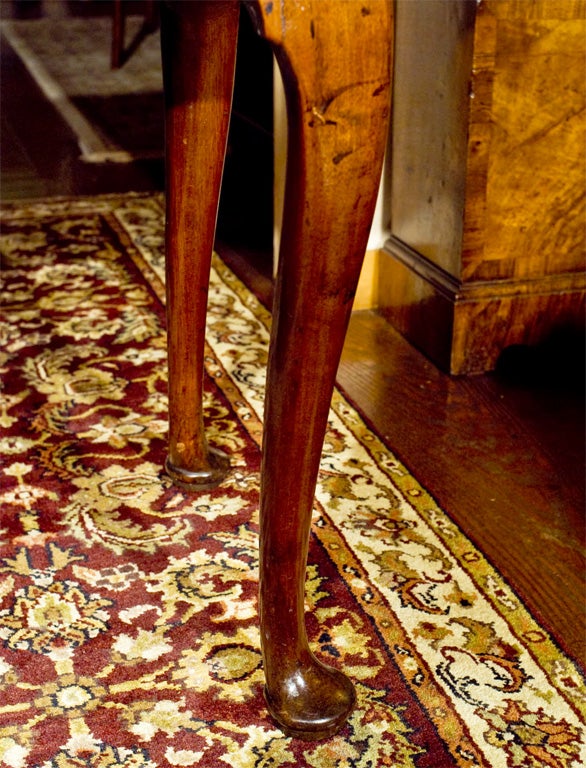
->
161, 1, 239, 490
111, 0, 124, 69
144, 0, 158, 31
248, 0, 393, 740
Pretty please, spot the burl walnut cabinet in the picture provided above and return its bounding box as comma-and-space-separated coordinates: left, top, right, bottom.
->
379, 0, 585, 375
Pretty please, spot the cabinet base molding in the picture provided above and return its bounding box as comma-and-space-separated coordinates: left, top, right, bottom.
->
378, 237, 586, 375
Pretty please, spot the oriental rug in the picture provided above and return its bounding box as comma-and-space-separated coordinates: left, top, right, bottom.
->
0, 193, 584, 768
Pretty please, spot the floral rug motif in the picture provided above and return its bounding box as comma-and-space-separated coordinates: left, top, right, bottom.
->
0, 193, 584, 768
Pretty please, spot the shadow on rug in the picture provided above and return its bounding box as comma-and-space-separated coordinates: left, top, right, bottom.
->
0, 193, 584, 767
1, 16, 163, 162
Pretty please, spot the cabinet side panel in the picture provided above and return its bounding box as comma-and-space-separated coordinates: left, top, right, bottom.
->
390, 0, 476, 278
465, 5, 586, 281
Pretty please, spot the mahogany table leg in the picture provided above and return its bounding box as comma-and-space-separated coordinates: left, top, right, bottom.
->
161, 1, 239, 490
249, 0, 393, 740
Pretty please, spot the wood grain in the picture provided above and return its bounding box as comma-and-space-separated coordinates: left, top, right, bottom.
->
464, 0, 586, 282
383, 0, 586, 374
162, 0, 239, 488
248, 0, 393, 738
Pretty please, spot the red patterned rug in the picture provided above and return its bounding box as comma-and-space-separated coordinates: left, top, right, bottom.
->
1, 193, 584, 767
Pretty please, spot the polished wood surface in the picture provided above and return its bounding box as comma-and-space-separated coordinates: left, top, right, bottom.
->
162, 0, 392, 738
250, 0, 391, 740
161, 0, 238, 490
465, 0, 585, 282
381, 0, 585, 374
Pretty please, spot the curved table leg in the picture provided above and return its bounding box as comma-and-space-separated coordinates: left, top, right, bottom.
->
161, 0, 239, 490
249, 0, 393, 740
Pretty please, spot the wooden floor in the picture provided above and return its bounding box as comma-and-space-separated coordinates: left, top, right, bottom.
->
1, 7, 584, 667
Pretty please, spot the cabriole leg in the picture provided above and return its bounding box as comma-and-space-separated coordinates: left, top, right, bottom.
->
249, 0, 393, 740
161, 0, 239, 490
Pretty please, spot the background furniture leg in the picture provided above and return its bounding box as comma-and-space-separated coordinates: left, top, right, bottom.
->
111, 0, 124, 69
161, 1, 239, 490
249, 0, 393, 740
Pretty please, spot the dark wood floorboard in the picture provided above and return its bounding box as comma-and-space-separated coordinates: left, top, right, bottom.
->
1, 4, 584, 667
339, 313, 585, 664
